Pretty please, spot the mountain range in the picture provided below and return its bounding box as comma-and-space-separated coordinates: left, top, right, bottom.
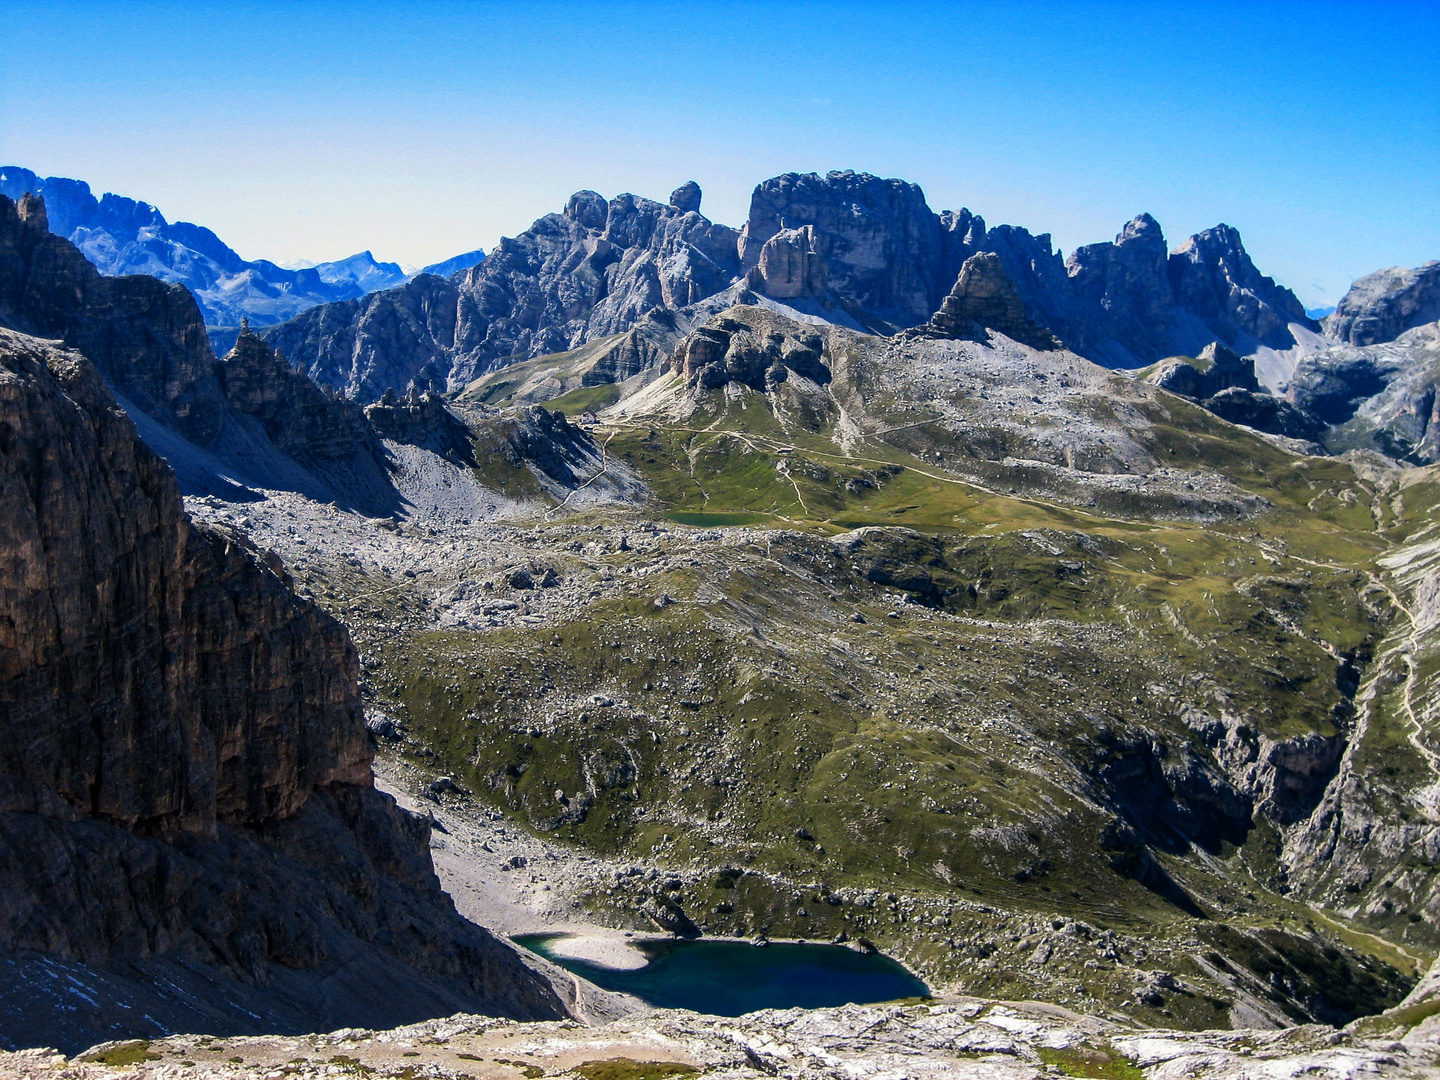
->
2, 165, 1440, 1074
0, 166, 486, 349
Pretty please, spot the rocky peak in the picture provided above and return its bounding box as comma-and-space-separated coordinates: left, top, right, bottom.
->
669, 180, 702, 214
927, 251, 1058, 350
563, 189, 609, 230
217, 322, 380, 465
1327, 261, 1440, 346
16, 191, 46, 231
739, 170, 947, 331
1168, 224, 1316, 349
1066, 214, 1176, 361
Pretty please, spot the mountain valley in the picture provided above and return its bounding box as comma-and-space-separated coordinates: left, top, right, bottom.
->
3, 166, 1440, 1077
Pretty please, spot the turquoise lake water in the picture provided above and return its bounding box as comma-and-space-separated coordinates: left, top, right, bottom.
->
515, 935, 928, 1016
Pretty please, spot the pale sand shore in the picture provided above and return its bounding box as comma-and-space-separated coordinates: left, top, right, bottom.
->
538, 931, 656, 970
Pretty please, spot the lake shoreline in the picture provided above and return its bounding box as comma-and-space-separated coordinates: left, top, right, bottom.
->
518, 928, 888, 973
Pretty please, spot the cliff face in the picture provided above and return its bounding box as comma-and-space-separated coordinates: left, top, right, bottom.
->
1327, 262, 1440, 347
0, 326, 566, 1050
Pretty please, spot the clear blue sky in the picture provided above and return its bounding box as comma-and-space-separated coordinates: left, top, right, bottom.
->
3, 0, 1436, 305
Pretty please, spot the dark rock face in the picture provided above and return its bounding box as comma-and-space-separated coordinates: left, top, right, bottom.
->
365, 387, 476, 465
1143, 343, 1321, 439
218, 324, 384, 466
0, 166, 413, 331
1066, 214, 1177, 361
928, 252, 1059, 350
1147, 342, 1261, 400
669, 180, 703, 214
1202, 387, 1324, 441
262, 273, 462, 403
0, 326, 565, 1050
1327, 262, 1440, 346
750, 225, 828, 299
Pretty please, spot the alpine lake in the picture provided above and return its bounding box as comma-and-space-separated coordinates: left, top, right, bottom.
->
515, 935, 929, 1016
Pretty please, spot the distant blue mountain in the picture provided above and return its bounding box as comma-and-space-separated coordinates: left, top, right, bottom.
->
0, 167, 450, 338
1306, 305, 1336, 320
421, 248, 486, 279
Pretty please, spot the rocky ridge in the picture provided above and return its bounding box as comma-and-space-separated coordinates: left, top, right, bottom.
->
265, 184, 740, 402
261, 171, 1318, 405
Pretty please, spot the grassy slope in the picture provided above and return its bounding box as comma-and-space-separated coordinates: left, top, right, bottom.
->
334, 328, 1437, 1027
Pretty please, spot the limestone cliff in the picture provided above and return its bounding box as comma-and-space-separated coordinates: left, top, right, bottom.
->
0, 326, 566, 1052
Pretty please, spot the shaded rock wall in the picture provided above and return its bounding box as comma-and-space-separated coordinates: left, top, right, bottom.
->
0, 326, 565, 1048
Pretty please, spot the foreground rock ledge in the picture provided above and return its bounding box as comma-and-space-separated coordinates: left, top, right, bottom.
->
4, 997, 1438, 1079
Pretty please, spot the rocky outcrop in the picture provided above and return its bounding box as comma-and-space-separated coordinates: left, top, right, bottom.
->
927, 252, 1059, 349
1145, 342, 1261, 399
0, 326, 565, 1051
750, 224, 827, 299
365, 386, 475, 465
739, 171, 951, 332
668, 180, 702, 214
1327, 262, 1440, 346
0, 166, 414, 332
1201, 386, 1324, 441
671, 310, 832, 392
1143, 343, 1324, 440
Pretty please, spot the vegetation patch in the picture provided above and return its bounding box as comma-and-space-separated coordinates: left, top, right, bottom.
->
1036, 1044, 1143, 1080
571, 1059, 698, 1080
79, 1041, 162, 1067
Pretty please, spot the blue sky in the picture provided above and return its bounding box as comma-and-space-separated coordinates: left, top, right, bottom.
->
3, 0, 1436, 305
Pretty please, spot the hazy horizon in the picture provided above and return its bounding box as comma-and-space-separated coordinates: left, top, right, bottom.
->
5, 0, 1437, 307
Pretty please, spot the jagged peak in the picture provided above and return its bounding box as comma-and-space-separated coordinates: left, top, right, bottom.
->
1117, 213, 1165, 246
